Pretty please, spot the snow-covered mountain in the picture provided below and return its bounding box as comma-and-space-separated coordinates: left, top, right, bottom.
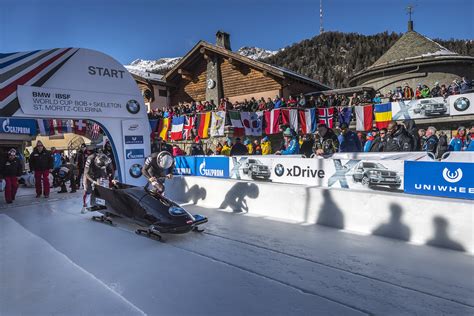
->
237, 46, 279, 60
125, 46, 279, 75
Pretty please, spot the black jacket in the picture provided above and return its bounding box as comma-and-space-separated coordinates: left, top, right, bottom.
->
190, 143, 205, 156
142, 152, 174, 179
230, 143, 248, 156
2, 157, 22, 177
300, 139, 315, 157
30, 148, 53, 171
383, 126, 414, 152
369, 136, 384, 152
314, 128, 340, 155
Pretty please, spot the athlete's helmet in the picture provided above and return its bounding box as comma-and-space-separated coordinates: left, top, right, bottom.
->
156, 151, 174, 170
94, 153, 111, 169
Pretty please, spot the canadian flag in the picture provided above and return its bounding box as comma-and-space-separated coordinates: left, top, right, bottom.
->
264, 109, 281, 134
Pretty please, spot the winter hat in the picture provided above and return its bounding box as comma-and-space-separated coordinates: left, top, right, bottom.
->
262, 136, 269, 142
283, 128, 292, 137
243, 139, 250, 145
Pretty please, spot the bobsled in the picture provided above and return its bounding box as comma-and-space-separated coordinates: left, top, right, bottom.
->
88, 182, 207, 240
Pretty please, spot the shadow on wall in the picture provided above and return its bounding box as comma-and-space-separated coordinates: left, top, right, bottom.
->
219, 182, 259, 213
372, 203, 411, 241
426, 216, 466, 252
168, 177, 206, 204
316, 190, 345, 229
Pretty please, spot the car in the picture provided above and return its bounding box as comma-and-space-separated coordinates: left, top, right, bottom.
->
412, 99, 447, 116
242, 158, 271, 180
352, 161, 401, 189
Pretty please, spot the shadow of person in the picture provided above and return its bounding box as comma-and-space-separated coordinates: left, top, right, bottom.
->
426, 216, 466, 252
184, 185, 207, 204
219, 182, 259, 213
316, 190, 344, 229
372, 203, 411, 241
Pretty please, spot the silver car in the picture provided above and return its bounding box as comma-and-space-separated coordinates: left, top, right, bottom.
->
413, 99, 447, 116
352, 161, 401, 189
242, 159, 271, 180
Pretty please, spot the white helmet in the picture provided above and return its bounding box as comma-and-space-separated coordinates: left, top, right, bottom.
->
156, 151, 174, 169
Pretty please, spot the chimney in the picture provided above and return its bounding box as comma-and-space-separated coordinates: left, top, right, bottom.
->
408, 20, 414, 32
216, 31, 231, 50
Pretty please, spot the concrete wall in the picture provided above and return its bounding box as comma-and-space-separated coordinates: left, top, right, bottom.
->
168, 176, 474, 254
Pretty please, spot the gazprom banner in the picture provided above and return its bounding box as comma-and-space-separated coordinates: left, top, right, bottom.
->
174, 156, 196, 176
404, 161, 474, 200
0, 118, 37, 135
195, 156, 229, 178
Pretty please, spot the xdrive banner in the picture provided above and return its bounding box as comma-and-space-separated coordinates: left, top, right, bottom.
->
229, 156, 405, 192
404, 161, 474, 200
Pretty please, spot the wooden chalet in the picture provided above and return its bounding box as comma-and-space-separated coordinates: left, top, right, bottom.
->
164, 31, 330, 105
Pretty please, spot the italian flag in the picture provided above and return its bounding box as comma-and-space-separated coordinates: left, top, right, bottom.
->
229, 111, 244, 136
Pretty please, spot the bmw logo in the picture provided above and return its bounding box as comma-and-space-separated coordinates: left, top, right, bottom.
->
274, 164, 285, 177
126, 100, 140, 114
129, 163, 142, 178
453, 97, 470, 112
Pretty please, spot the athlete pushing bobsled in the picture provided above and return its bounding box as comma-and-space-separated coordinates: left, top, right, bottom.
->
84, 150, 207, 240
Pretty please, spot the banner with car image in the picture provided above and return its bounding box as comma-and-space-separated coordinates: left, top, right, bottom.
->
391, 97, 449, 120
228, 156, 405, 192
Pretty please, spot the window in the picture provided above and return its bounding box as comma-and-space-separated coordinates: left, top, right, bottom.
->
158, 89, 167, 97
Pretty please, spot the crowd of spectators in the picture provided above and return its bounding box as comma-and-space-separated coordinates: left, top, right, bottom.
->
148, 77, 473, 120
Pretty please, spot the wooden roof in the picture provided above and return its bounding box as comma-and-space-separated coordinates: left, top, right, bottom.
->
164, 41, 331, 90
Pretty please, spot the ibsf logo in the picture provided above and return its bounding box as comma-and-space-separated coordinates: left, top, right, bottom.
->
274, 164, 285, 177
126, 100, 140, 114
442, 168, 463, 183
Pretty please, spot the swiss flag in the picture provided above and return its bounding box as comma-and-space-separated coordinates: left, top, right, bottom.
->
74, 120, 86, 135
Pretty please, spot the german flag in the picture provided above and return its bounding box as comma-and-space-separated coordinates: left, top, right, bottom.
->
374, 103, 392, 129
196, 112, 211, 138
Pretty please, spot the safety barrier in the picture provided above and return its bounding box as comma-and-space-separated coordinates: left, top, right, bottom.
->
174, 152, 474, 200
167, 176, 474, 254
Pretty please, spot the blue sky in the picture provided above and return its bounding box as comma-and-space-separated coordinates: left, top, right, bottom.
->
1, 0, 472, 64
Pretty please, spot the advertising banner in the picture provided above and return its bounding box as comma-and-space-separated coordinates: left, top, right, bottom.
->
195, 156, 229, 178
174, 156, 196, 176
392, 97, 449, 120
17, 85, 145, 119
121, 120, 150, 185
229, 156, 274, 181
404, 161, 474, 200
0, 118, 37, 135
448, 93, 474, 116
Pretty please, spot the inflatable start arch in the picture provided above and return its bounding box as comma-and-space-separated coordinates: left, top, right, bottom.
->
0, 48, 150, 185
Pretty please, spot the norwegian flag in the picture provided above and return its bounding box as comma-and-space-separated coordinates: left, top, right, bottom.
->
318, 108, 335, 128
74, 120, 87, 135
86, 121, 101, 140
183, 116, 195, 140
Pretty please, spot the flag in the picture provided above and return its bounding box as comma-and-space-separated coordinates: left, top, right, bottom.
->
318, 108, 335, 128
210, 111, 226, 137
264, 109, 281, 135
196, 112, 211, 138
229, 111, 244, 136
53, 119, 63, 134
281, 109, 298, 132
374, 103, 392, 129
337, 107, 352, 127
37, 119, 54, 136
159, 118, 170, 140
86, 121, 101, 140
241, 111, 263, 136
355, 105, 373, 131
149, 119, 159, 133
183, 116, 195, 140
74, 120, 87, 135
64, 120, 73, 133
170, 116, 185, 141
299, 108, 317, 134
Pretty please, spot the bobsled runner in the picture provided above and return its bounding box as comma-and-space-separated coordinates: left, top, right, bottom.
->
87, 182, 207, 241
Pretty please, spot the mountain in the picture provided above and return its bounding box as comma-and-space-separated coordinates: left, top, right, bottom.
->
237, 46, 279, 60
262, 31, 473, 89
125, 46, 278, 75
